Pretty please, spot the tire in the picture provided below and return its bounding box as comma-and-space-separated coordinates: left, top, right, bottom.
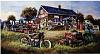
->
21, 37, 28, 44
68, 40, 71, 44
40, 40, 51, 48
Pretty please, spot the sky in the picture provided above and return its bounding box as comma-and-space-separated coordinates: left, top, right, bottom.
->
0, 1, 100, 21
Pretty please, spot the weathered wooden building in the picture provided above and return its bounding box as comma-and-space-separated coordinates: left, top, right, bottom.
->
36, 5, 77, 30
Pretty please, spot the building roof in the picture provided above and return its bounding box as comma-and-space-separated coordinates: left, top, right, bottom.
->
41, 5, 77, 16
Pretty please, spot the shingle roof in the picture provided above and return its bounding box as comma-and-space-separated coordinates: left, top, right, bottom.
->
42, 5, 77, 16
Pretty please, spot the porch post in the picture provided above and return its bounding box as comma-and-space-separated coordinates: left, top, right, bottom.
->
46, 16, 48, 30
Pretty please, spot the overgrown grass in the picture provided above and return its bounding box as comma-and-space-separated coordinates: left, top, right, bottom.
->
1, 30, 24, 41
44, 30, 67, 42
1, 30, 100, 54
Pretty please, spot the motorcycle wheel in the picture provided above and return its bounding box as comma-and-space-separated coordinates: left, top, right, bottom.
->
84, 33, 93, 41
40, 40, 51, 48
21, 37, 28, 44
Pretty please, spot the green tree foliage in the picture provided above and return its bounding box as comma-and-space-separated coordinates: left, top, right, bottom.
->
7, 15, 16, 21
7, 15, 16, 24
85, 15, 94, 23
94, 19, 100, 30
21, 7, 37, 21
7, 15, 16, 30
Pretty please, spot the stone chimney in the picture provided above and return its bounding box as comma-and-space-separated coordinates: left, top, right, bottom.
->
58, 5, 61, 9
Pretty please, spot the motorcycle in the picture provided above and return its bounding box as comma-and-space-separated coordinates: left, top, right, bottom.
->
83, 20, 95, 43
21, 31, 51, 48
58, 20, 95, 47
58, 30, 84, 47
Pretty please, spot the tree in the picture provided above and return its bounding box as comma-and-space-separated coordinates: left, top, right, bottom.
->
7, 15, 16, 24
7, 15, 16, 30
77, 13, 84, 23
94, 19, 100, 30
21, 7, 37, 21
85, 15, 94, 23
7, 15, 16, 21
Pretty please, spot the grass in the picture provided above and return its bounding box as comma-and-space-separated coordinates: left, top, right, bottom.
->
44, 30, 67, 42
1, 30, 100, 54
1, 30, 24, 41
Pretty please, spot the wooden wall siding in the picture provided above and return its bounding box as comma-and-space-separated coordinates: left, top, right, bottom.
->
39, 16, 48, 28
38, 8, 48, 18
40, 18, 46, 29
